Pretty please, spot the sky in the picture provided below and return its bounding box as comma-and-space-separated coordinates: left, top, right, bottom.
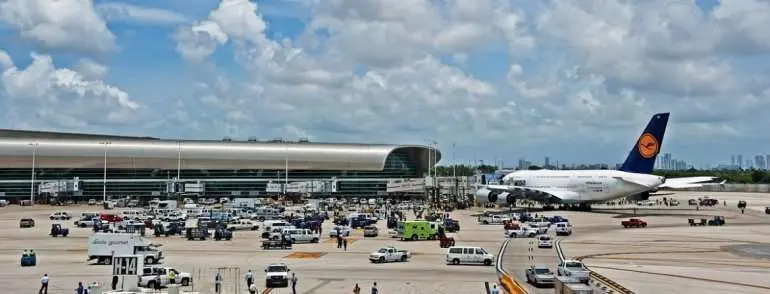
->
1, 0, 769, 167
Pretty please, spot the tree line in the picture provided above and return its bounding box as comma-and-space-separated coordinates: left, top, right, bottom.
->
432, 165, 770, 184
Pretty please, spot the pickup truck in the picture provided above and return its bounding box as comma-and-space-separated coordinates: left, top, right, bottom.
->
478, 214, 511, 225
139, 266, 192, 288
525, 265, 555, 286
621, 218, 647, 228
369, 247, 411, 263
505, 227, 538, 238
557, 260, 590, 283
226, 219, 259, 231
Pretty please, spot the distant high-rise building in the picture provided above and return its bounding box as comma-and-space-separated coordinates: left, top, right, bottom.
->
765, 154, 770, 169
545, 157, 550, 168
731, 155, 736, 166
737, 155, 743, 169
746, 159, 752, 169
755, 155, 765, 170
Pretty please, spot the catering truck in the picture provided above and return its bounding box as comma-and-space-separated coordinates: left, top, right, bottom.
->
87, 232, 164, 265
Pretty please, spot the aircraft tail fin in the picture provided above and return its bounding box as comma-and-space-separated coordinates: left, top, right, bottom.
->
619, 113, 669, 174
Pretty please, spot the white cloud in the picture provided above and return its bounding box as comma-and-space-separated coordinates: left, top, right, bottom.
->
0, 50, 12, 69
0, 0, 116, 52
173, 20, 229, 63
74, 58, 109, 79
96, 2, 189, 25
0, 53, 141, 129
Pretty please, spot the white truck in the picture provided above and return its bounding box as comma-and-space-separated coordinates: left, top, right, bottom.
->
369, 247, 411, 263
479, 214, 511, 225
139, 266, 193, 288
557, 260, 590, 283
505, 227, 538, 238
87, 233, 164, 265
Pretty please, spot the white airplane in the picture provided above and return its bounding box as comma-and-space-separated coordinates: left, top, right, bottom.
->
474, 113, 721, 208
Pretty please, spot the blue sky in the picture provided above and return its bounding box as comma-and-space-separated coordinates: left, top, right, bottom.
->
1, 0, 770, 168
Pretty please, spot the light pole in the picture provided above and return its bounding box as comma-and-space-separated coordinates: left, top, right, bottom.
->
284, 145, 289, 195
177, 141, 182, 182
452, 143, 457, 196
100, 141, 112, 202
29, 142, 39, 203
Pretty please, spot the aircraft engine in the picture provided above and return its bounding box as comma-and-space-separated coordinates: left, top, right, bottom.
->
475, 188, 499, 203
506, 194, 516, 205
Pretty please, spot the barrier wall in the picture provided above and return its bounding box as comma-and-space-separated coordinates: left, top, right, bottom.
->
555, 239, 635, 294
495, 239, 528, 294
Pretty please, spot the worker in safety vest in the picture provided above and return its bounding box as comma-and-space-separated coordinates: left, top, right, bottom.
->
168, 269, 176, 284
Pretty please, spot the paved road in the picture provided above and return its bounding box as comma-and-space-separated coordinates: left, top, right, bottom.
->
503, 235, 560, 294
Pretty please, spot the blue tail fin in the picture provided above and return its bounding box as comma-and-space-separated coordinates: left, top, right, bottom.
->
619, 113, 669, 174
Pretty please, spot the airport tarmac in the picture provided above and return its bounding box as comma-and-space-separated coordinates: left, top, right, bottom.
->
0, 203, 500, 294
503, 191, 770, 294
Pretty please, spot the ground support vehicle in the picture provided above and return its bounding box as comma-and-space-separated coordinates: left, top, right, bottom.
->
87, 233, 163, 265
50, 224, 70, 237
19, 218, 35, 228
261, 239, 292, 250
708, 216, 725, 226
21, 251, 36, 267
185, 227, 210, 241
214, 228, 233, 241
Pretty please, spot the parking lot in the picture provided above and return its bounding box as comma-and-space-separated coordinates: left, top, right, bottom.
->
0, 203, 499, 294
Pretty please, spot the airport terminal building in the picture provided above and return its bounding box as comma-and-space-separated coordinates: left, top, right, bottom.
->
0, 130, 440, 201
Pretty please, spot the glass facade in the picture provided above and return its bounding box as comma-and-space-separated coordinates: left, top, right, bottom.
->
0, 147, 423, 199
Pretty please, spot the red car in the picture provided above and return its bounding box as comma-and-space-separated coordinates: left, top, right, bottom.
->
100, 213, 123, 223
621, 218, 647, 228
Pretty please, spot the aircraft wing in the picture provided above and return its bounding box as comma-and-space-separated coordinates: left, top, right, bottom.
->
483, 184, 580, 202
659, 176, 722, 189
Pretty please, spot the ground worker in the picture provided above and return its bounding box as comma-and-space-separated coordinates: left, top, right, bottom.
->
214, 272, 223, 293
353, 283, 361, 294
30, 249, 36, 256
489, 284, 500, 294
39, 273, 49, 294
23, 249, 29, 257
371, 282, 378, 294
291, 272, 298, 294
343, 237, 348, 251
168, 269, 176, 284
76, 281, 87, 294
245, 269, 254, 287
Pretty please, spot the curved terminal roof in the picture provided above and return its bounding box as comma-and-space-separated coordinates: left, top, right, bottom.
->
0, 130, 441, 172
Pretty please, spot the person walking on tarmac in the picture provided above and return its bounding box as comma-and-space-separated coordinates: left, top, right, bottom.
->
245, 269, 254, 288
214, 272, 223, 293
343, 237, 348, 251
371, 282, 378, 294
291, 272, 298, 294
39, 273, 49, 294
489, 284, 500, 294
353, 283, 361, 294
76, 281, 87, 294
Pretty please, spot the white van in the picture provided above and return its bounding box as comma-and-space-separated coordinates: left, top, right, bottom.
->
446, 246, 494, 266
279, 228, 320, 243
262, 220, 291, 233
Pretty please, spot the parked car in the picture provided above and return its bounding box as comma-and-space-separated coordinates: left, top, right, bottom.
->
363, 225, 378, 237
49, 212, 72, 220
19, 218, 35, 228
